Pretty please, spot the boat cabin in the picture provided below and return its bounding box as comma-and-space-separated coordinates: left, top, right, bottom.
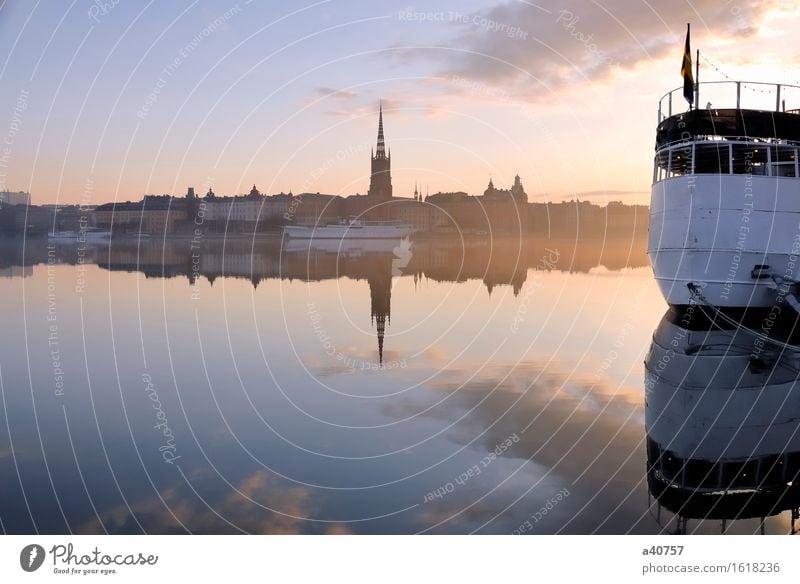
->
653, 81, 800, 182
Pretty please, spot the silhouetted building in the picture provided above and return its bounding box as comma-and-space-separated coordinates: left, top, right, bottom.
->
291, 193, 343, 224
367, 103, 392, 199
11, 205, 54, 235
0, 190, 30, 207
95, 195, 187, 234
421, 177, 528, 235
368, 270, 391, 365
483, 174, 527, 204
392, 196, 431, 231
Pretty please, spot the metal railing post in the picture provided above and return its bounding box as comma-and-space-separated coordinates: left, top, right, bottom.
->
736, 82, 741, 109
777, 84, 782, 112
728, 143, 733, 175
667, 146, 672, 178
653, 155, 658, 184
767, 145, 772, 177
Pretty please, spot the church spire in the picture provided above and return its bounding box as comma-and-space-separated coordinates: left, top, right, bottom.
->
368, 101, 392, 198
375, 101, 386, 158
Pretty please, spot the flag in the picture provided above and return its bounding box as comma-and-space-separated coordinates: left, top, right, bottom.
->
681, 23, 694, 106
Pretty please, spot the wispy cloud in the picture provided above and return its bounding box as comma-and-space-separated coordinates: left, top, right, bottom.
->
75, 470, 347, 534
321, 97, 404, 118
315, 87, 359, 100
389, 0, 781, 96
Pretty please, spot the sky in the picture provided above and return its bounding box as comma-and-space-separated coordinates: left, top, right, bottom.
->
0, 0, 799, 206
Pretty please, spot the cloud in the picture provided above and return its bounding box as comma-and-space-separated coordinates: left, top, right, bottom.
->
421, 346, 448, 363
384, 361, 644, 471
315, 87, 358, 100
322, 97, 404, 118
75, 470, 344, 534
381, 361, 648, 532
393, 0, 779, 95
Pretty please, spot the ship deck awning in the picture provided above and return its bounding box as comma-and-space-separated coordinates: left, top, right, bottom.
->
657, 109, 800, 149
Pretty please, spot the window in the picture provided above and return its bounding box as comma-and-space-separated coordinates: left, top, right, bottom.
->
769, 145, 798, 177
668, 146, 692, 176
732, 144, 768, 175
654, 144, 693, 181
654, 150, 670, 182
694, 143, 730, 174
654, 141, 800, 181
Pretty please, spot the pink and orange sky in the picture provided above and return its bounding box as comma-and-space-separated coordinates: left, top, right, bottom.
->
1, 0, 799, 206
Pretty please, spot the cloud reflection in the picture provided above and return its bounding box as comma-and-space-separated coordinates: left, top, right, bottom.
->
77, 470, 350, 535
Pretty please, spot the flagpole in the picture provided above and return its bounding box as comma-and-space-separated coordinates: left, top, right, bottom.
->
695, 48, 700, 109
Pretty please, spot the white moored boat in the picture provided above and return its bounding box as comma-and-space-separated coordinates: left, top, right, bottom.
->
650, 79, 800, 308
48, 227, 112, 243
283, 218, 415, 240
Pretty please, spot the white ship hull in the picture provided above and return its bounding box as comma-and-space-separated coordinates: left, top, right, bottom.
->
648, 174, 800, 307
283, 224, 415, 239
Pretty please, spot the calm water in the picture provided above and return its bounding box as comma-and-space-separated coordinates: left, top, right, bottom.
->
0, 235, 796, 534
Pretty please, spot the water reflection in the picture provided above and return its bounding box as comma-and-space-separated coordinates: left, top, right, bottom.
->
645, 308, 800, 534
1, 235, 647, 366
0, 232, 716, 534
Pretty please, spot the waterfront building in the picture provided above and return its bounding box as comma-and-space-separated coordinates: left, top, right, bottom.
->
0, 190, 31, 206
94, 195, 187, 234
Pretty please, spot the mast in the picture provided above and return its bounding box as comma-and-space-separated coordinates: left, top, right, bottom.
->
695, 48, 700, 109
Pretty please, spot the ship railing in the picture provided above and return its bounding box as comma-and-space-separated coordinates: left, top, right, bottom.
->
647, 438, 800, 493
658, 80, 800, 122
654, 138, 800, 183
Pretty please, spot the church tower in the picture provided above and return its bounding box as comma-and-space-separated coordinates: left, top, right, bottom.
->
368, 103, 392, 199
368, 270, 392, 366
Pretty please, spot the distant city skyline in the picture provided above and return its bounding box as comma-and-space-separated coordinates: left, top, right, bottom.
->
1, 1, 799, 205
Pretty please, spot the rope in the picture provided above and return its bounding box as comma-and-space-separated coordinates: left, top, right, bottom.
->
699, 54, 778, 95
687, 284, 800, 351
700, 54, 736, 82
